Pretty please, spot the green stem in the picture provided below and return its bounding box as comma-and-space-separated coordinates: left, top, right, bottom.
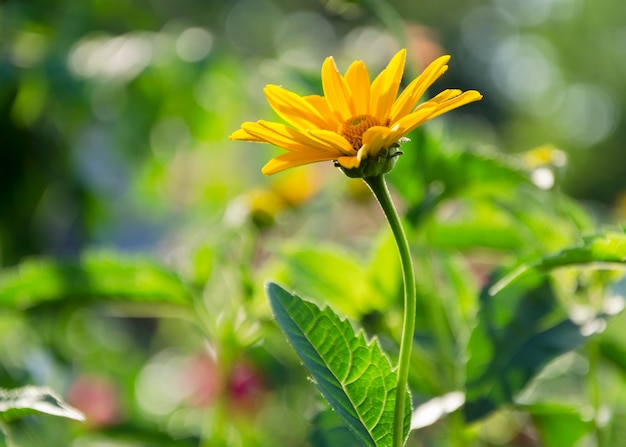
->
588, 285, 607, 447
588, 340, 605, 447
364, 175, 416, 447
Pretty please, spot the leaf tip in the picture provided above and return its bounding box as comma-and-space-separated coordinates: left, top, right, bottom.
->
264, 280, 280, 294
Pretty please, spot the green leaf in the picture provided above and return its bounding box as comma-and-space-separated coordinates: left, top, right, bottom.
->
0, 386, 84, 422
274, 245, 390, 317
465, 232, 626, 422
491, 231, 626, 295
424, 203, 525, 251
266, 282, 410, 447
465, 313, 593, 421
526, 404, 592, 447
309, 408, 363, 447
599, 310, 626, 372
0, 251, 193, 309
365, 232, 401, 305
391, 134, 532, 225
0, 427, 7, 447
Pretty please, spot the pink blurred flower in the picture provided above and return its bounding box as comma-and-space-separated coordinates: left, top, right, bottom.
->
67, 375, 122, 427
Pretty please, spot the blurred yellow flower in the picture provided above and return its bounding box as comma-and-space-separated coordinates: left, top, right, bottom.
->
270, 167, 322, 207
522, 144, 567, 169
230, 49, 482, 176
245, 188, 285, 228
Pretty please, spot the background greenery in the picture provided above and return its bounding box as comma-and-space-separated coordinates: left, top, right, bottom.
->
1, 0, 626, 446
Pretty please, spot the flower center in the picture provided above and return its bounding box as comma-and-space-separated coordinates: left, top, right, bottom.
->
339, 115, 383, 150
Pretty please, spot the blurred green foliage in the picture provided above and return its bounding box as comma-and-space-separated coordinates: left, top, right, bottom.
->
2, 0, 626, 446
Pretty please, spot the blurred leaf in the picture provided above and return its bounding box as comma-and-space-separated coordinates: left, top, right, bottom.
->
309, 408, 362, 447
598, 307, 626, 372
423, 191, 585, 256
465, 241, 624, 422
391, 133, 530, 223
392, 134, 591, 259
465, 291, 599, 422
0, 252, 193, 309
276, 245, 388, 317
266, 282, 410, 447
599, 335, 626, 372
0, 386, 84, 422
189, 244, 214, 288
80, 422, 199, 446
425, 202, 525, 250
425, 149, 530, 199
526, 404, 592, 447
491, 230, 626, 295
436, 255, 479, 330
365, 232, 401, 304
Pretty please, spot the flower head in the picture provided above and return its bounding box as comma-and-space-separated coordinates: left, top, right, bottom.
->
230, 49, 482, 177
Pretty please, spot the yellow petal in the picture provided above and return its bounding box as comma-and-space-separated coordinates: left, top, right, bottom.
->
262, 151, 338, 175
321, 56, 355, 121
336, 155, 360, 169
425, 90, 483, 121
306, 129, 356, 156
429, 89, 462, 104
370, 49, 406, 121
229, 126, 264, 142
388, 103, 439, 140
303, 95, 341, 129
344, 60, 370, 115
242, 121, 338, 154
358, 126, 392, 161
390, 55, 450, 123
264, 85, 331, 130
255, 121, 327, 149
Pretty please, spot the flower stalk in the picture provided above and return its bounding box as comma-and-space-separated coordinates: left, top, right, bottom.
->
232, 47, 482, 446
364, 174, 416, 447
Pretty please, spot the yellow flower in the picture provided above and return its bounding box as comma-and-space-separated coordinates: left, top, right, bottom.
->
230, 49, 482, 177
522, 144, 567, 169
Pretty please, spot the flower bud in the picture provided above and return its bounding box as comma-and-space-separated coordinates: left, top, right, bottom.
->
337, 145, 403, 179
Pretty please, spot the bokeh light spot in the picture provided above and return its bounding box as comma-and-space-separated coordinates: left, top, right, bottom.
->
176, 27, 213, 62
274, 12, 336, 70
461, 6, 518, 62
69, 33, 153, 81
555, 84, 618, 146
491, 35, 561, 109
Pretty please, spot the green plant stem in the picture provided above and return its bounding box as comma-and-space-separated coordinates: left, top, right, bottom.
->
364, 175, 416, 447
588, 340, 605, 447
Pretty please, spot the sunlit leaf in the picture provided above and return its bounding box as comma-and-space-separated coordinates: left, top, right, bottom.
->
0, 386, 84, 422
0, 252, 193, 309
526, 404, 592, 447
275, 245, 386, 317
266, 282, 410, 447
365, 232, 401, 304
425, 204, 525, 251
